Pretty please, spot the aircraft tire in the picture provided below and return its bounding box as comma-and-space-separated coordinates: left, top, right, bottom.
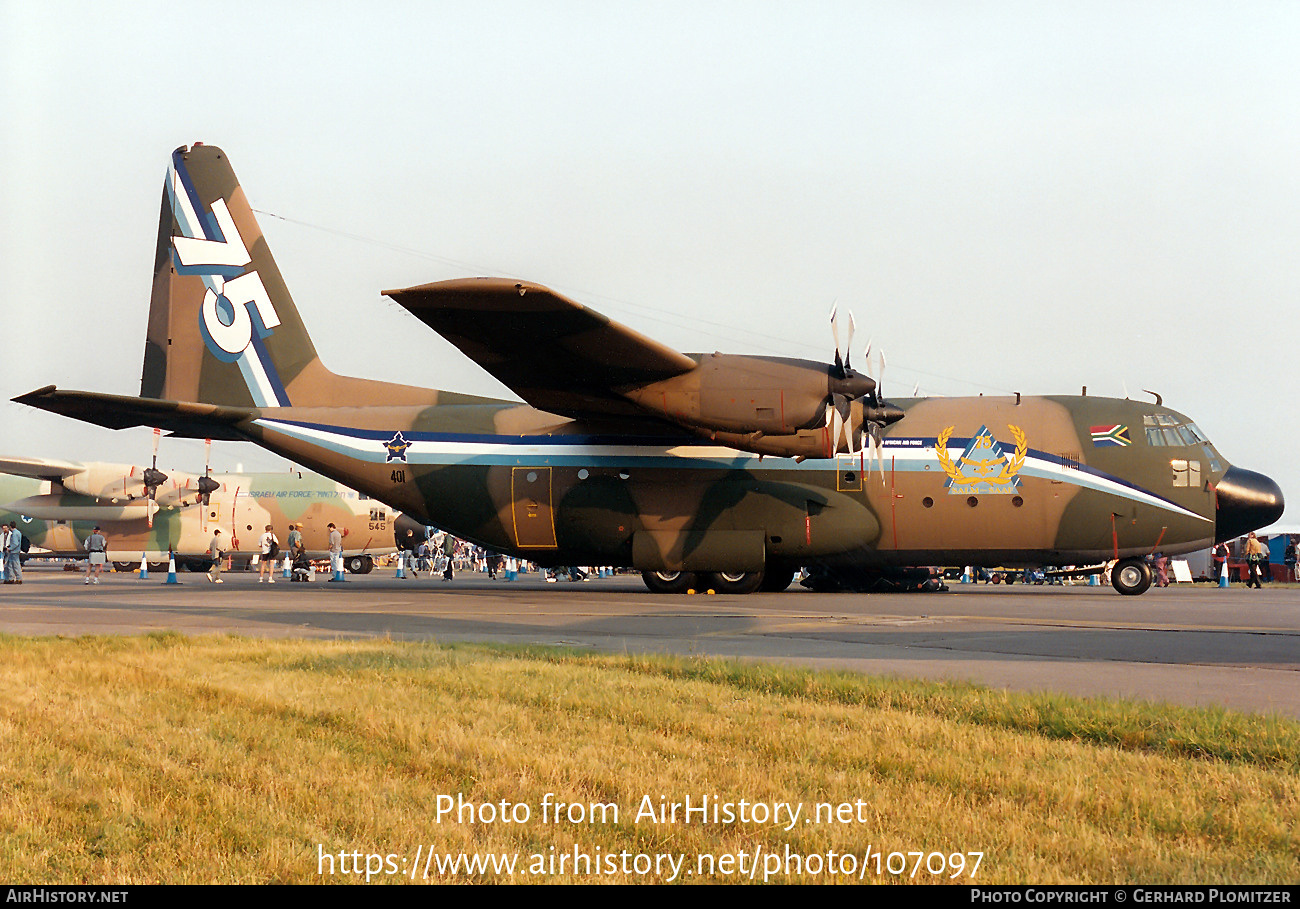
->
112, 561, 134, 572
758, 566, 796, 593
1112, 558, 1152, 596
346, 555, 374, 574
641, 570, 697, 594
705, 570, 765, 595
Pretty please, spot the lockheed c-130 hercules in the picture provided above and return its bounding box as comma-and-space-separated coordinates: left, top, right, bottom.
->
0, 453, 412, 574
15, 144, 1284, 595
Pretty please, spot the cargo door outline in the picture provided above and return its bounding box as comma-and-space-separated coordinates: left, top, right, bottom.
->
511, 467, 558, 548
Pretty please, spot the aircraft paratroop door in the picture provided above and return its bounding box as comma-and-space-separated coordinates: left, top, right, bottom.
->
511, 467, 558, 548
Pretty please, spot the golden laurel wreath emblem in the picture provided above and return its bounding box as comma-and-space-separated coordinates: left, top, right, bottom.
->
935, 424, 1027, 486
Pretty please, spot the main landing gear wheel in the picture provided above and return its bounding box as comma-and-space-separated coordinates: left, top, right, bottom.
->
346, 555, 374, 574
758, 566, 796, 593
1111, 557, 1152, 596
705, 570, 765, 595
641, 570, 698, 594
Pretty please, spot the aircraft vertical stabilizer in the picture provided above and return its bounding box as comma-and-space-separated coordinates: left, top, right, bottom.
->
139, 144, 439, 410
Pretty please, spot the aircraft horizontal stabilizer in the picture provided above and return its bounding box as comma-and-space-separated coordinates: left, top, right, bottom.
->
384, 278, 698, 419
12, 386, 252, 441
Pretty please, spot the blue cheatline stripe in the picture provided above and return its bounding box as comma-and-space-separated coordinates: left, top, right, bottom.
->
251, 418, 1211, 522
257, 417, 693, 447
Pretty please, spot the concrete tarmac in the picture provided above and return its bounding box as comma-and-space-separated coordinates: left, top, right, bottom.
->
3, 565, 1298, 719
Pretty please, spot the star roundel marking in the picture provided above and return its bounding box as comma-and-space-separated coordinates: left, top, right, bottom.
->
384, 431, 412, 463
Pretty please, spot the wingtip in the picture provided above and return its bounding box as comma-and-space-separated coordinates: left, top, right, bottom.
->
12, 384, 57, 404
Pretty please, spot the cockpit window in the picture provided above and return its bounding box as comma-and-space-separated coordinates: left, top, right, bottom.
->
1144, 414, 1224, 474
1144, 415, 1202, 448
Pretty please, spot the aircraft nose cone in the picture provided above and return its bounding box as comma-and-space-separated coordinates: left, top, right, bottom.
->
1216, 466, 1284, 543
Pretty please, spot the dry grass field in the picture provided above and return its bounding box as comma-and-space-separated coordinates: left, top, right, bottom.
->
1, 633, 1296, 883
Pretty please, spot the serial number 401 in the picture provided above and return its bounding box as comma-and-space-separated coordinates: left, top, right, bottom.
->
871, 850, 983, 878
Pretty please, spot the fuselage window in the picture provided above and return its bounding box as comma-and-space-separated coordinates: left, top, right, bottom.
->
1171, 459, 1201, 488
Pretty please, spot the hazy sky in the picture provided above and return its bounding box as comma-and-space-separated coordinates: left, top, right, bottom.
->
2, 2, 1296, 518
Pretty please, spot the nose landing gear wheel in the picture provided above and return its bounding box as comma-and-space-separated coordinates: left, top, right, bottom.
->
1111, 557, 1152, 596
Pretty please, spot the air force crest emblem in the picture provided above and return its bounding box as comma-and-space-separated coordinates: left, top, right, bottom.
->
384, 432, 412, 463
935, 424, 1027, 495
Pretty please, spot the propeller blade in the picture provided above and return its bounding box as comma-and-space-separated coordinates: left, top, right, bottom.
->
838, 396, 853, 453
829, 306, 843, 375
824, 393, 850, 455
844, 313, 856, 371
200, 438, 214, 506
863, 338, 874, 396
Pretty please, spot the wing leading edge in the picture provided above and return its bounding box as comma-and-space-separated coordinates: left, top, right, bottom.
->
384, 278, 699, 420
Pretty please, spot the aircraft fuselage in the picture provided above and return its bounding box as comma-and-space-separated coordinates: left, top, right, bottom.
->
235, 392, 1250, 574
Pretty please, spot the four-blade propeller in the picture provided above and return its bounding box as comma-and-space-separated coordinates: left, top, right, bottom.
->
825, 307, 903, 477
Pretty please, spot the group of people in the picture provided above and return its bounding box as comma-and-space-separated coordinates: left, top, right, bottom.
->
206, 522, 345, 583
398, 533, 547, 582
401, 532, 459, 581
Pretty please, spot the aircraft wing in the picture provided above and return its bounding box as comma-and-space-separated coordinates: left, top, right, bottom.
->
12, 386, 253, 441
384, 278, 698, 419
0, 455, 88, 482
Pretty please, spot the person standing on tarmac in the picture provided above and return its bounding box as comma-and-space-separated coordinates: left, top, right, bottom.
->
328, 523, 345, 581
1244, 532, 1266, 589
207, 529, 227, 584
441, 532, 456, 581
2, 522, 21, 584
84, 526, 108, 585
258, 524, 278, 584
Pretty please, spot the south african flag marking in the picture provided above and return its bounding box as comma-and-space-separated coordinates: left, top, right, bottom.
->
1091, 425, 1131, 447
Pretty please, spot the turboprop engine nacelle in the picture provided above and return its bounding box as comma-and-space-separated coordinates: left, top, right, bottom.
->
59, 463, 199, 503
621, 354, 859, 435
58, 463, 152, 501
620, 353, 900, 459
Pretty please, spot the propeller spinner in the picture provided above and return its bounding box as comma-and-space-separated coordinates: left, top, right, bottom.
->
197, 438, 219, 506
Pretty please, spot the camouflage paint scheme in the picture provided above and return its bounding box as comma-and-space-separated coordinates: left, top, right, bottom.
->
0, 458, 400, 570
14, 144, 1283, 594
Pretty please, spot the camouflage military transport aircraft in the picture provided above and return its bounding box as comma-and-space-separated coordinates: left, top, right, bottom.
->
0, 455, 408, 572
14, 144, 1284, 595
